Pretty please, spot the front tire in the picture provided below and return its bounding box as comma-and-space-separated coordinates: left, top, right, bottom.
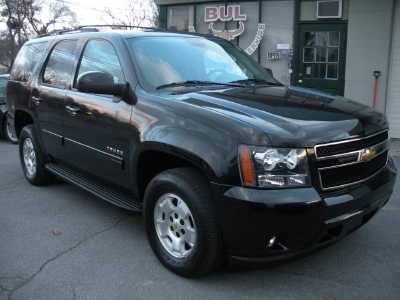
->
143, 168, 225, 277
19, 125, 55, 185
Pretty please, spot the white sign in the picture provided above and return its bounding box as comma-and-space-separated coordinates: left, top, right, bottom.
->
277, 44, 290, 50
267, 52, 281, 60
245, 23, 266, 55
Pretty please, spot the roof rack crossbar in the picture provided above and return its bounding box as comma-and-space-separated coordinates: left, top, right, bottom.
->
75, 24, 161, 30
35, 24, 162, 38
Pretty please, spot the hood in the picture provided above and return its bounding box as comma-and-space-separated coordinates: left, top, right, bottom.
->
171, 85, 388, 147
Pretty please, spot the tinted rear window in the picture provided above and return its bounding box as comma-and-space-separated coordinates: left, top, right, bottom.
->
10, 42, 47, 82
43, 40, 78, 88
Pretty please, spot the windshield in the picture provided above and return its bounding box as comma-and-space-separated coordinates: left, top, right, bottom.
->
126, 36, 280, 92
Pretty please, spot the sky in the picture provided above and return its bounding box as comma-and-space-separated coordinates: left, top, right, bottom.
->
0, 0, 129, 31
45, 0, 156, 29
52, 0, 125, 27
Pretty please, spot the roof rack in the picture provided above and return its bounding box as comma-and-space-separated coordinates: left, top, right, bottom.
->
35, 24, 161, 38
77, 25, 161, 30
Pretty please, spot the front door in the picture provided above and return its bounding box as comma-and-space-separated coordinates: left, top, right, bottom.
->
296, 23, 346, 96
64, 39, 132, 189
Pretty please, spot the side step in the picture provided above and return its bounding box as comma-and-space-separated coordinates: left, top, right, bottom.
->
45, 163, 142, 212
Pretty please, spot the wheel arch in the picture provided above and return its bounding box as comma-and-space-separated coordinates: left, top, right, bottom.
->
13, 109, 49, 156
133, 141, 221, 201
13, 108, 35, 139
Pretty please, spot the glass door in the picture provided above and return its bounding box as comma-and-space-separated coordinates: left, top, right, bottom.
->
296, 23, 346, 95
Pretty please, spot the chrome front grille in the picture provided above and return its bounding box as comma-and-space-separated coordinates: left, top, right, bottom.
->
315, 131, 389, 191
315, 131, 388, 159
319, 150, 388, 189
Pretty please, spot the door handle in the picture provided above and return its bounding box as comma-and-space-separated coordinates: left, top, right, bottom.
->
31, 96, 42, 105
298, 80, 303, 84
65, 105, 80, 116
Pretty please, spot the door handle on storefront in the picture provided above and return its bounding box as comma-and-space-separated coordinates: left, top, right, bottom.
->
298, 80, 303, 84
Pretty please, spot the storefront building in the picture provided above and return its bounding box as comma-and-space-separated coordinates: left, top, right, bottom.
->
154, 0, 400, 138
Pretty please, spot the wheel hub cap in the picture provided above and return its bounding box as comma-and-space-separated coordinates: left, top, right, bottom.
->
154, 193, 196, 258
23, 138, 36, 175
6, 122, 17, 142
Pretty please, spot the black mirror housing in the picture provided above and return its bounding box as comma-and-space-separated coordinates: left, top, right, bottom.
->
76, 71, 126, 96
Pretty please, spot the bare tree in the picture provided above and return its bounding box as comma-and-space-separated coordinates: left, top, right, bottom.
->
1, 0, 29, 70
0, 31, 13, 72
104, 0, 159, 28
0, 0, 76, 71
28, 0, 77, 34
149, 0, 159, 28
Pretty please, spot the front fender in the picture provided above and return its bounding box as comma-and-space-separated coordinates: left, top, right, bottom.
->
133, 127, 238, 183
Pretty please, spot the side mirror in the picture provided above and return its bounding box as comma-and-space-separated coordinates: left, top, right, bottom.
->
76, 71, 126, 96
264, 68, 273, 77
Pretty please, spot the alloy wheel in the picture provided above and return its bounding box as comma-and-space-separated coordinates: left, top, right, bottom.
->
23, 138, 36, 175
154, 193, 197, 258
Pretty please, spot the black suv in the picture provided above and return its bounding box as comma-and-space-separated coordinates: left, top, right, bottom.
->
6, 28, 397, 277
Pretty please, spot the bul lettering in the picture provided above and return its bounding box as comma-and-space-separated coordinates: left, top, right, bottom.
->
205, 5, 247, 22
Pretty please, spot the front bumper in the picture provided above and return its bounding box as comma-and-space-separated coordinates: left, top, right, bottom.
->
213, 156, 397, 269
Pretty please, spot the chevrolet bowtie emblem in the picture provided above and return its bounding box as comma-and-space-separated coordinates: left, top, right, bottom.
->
360, 149, 376, 162
173, 223, 178, 230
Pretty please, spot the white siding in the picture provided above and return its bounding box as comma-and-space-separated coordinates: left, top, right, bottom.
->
387, 0, 400, 138
344, 0, 393, 111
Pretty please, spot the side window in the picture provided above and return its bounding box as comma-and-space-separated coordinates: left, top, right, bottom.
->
76, 39, 125, 85
10, 42, 47, 82
43, 40, 78, 88
0, 77, 8, 96
0, 78, 7, 97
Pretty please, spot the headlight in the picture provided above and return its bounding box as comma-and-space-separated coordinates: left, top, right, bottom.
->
239, 145, 311, 188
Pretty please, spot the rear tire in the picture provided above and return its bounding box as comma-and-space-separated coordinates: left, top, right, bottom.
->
5, 117, 18, 144
19, 125, 55, 185
143, 168, 225, 277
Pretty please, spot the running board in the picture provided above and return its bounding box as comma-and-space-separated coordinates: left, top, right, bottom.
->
45, 163, 142, 212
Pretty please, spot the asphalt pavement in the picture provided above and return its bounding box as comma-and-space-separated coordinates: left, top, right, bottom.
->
1, 136, 399, 300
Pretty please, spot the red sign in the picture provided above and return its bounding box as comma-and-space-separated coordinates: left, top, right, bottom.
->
205, 5, 247, 22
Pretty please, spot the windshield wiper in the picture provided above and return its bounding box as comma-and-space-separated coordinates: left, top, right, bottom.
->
229, 79, 283, 86
156, 80, 242, 90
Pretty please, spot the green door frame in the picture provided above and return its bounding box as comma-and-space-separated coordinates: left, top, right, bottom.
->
297, 23, 347, 95
292, 0, 348, 95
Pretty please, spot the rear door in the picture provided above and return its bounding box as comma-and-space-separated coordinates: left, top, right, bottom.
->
33, 39, 79, 161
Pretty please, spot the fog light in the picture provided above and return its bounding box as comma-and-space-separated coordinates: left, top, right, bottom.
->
289, 176, 307, 186
268, 236, 276, 247
258, 175, 285, 187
